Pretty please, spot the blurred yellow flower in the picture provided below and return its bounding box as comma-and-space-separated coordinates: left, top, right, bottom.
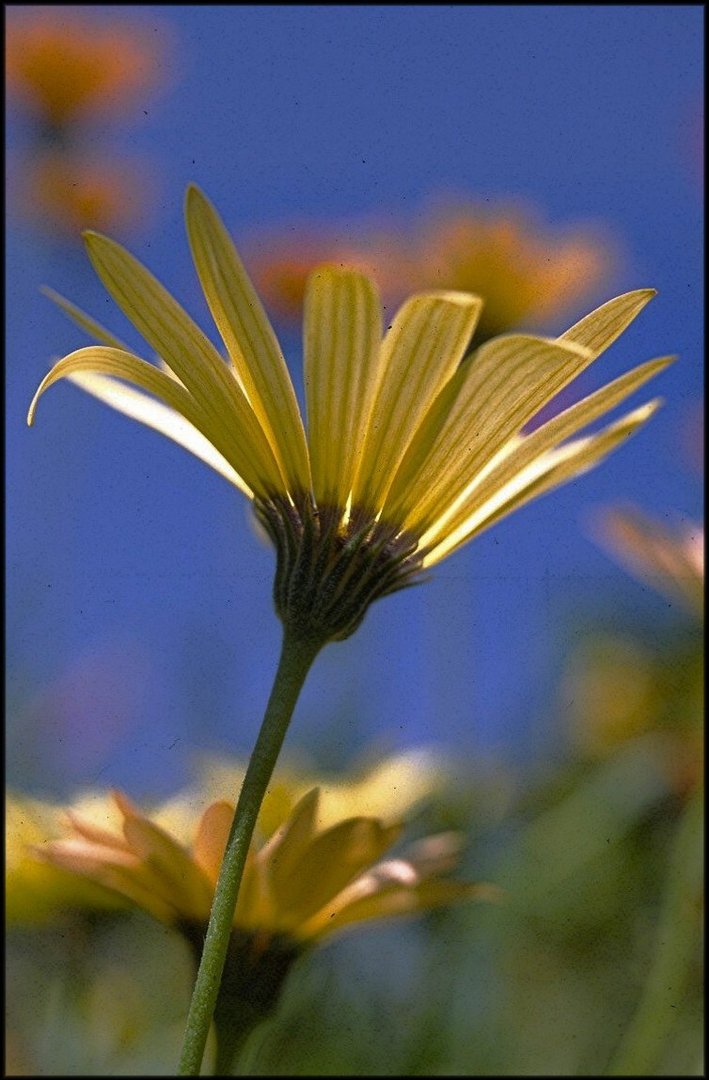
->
33, 785, 491, 945
595, 506, 704, 617
5, 10, 164, 128
6, 749, 454, 927
19, 765, 492, 1072
29, 187, 670, 644
561, 632, 704, 797
185, 745, 448, 839
12, 150, 152, 236
6, 791, 125, 923
562, 637, 661, 756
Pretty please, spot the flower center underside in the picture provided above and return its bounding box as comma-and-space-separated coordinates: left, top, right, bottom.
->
254, 494, 426, 643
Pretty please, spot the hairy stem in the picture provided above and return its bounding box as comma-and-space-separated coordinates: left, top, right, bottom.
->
178, 628, 324, 1075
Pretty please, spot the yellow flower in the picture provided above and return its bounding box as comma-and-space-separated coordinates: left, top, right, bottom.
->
29, 186, 671, 644
5, 10, 164, 128
560, 632, 704, 796
594, 506, 704, 617
25, 772, 493, 1072
32, 786, 492, 945
6, 749, 451, 928
185, 746, 448, 839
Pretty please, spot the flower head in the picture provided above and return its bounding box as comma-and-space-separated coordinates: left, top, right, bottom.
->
594, 506, 704, 617
6, 10, 164, 129
6, 749, 450, 926
29, 186, 672, 645
403, 202, 613, 345
32, 786, 491, 948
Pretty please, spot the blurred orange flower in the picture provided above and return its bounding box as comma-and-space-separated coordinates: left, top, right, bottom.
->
247, 199, 614, 344
247, 228, 411, 323
5, 9, 165, 129
407, 202, 613, 345
13, 150, 153, 236
594, 505, 704, 618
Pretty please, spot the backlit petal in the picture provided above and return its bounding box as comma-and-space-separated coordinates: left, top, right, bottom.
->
559, 289, 656, 356
267, 814, 401, 928
67, 371, 252, 495
352, 291, 482, 511
192, 801, 235, 885
384, 334, 593, 532
83, 230, 285, 495
303, 878, 496, 940
424, 399, 662, 565
41, 286, 130, 349
27, 345, 265, 496
420, 355, 674, 561
185, 185, 311, 494
304, 266, 382, 505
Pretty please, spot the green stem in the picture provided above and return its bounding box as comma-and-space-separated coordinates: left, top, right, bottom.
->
178, 628, 324, 1076
606, 787, 703, 1076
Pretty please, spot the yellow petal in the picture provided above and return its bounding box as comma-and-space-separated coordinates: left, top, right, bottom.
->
351, 291, 483, 511
303, 878, 496, 940
6, 795, 123, 923
185, 185, 311, 494
27, 345, 266, 497
425, 399, 662, 565
559, 289, 656, 356
400, 832, 466, 878
65, 809, 132, 851
191, 800, 234, 885
384, 335, 593, 532
66, 371, 252, 495
259, 788, 321, 884
596, 507, 704, 616
41, 286, 131, 350
83, 230, 285, 496
39, 838, 174, 922
421, 354, 674, 561
267, 815, 401, 929
234, 848, 275, 930
121, 812, 214, 919
304, 266, 382, 506
314, 747, 446, 828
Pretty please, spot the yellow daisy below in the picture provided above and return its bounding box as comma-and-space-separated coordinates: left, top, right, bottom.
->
5, 748, 450, 927
34, 787, 491, 945
29, 186, 672, 644
13, 766, 489, 1073
594, 506, 704, 618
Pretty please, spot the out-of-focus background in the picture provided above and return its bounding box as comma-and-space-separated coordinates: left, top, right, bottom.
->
6, 4, 704, 1076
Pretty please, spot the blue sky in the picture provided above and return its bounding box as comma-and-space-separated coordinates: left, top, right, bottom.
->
7, 5, 703, 797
